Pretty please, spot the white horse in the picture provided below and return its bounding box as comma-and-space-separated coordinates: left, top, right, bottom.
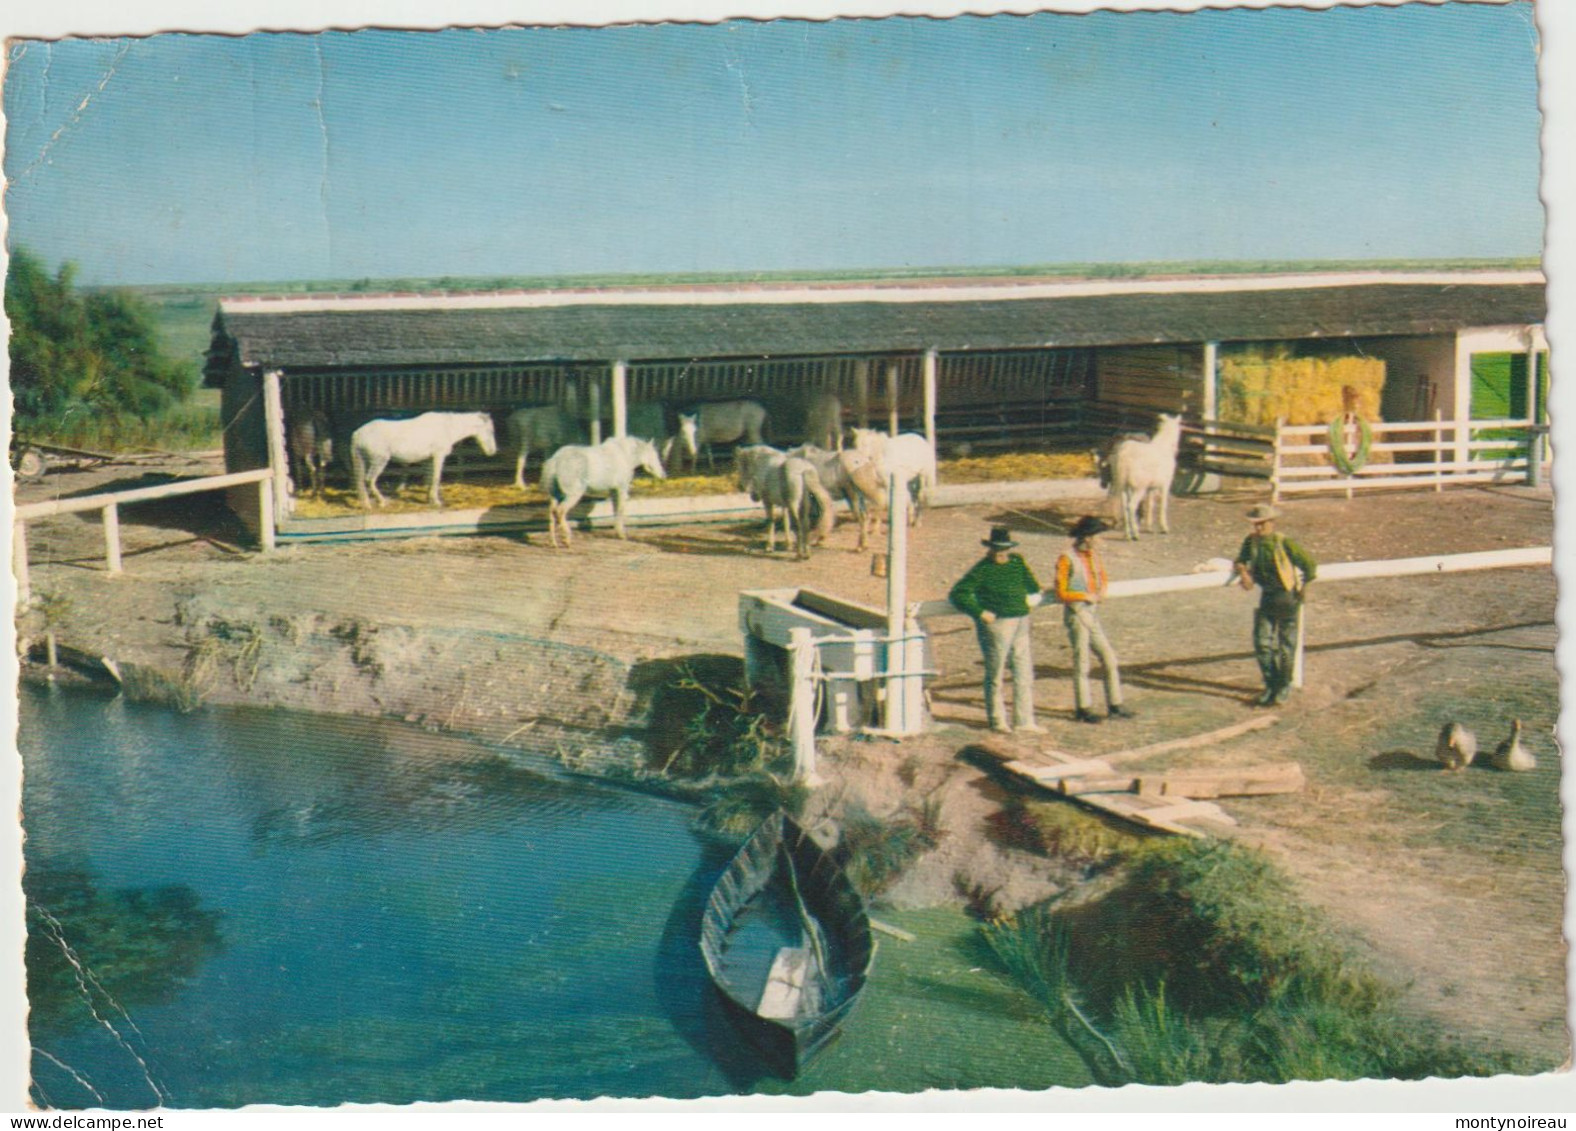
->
541, 435, 666, 548
351, 411, 498, 509
505, 405, 585, 490
735, 445, 833, 559
675, 399, 769, 472
849, 427, 938, 525
1108, 413, 1184, 540
803, 390, 844, 452
788, 443, 887, 552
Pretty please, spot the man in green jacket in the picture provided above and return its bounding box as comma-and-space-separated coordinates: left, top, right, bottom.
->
1234, 504, 1318, 706
950, 526, 1046, 734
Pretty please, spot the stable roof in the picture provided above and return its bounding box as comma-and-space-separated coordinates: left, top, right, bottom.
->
207, 273, 1546, 377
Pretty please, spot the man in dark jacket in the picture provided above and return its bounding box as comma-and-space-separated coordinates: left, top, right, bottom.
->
950, 526, 1046, 734
1234, 504, 1318, 706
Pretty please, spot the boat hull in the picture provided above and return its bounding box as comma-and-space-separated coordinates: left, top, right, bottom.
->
699, 812, 875, 1078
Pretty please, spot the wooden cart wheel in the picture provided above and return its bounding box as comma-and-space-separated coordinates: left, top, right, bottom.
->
14, 446, 47, 482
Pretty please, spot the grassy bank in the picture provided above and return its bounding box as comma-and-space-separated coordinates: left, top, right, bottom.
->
979, 838, 1548, 1086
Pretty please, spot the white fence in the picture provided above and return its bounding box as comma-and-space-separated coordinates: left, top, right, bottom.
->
1270, 415, 1545, 500
14, 467, 276, 607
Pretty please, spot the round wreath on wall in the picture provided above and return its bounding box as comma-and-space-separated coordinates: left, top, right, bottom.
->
1327, 415, 1372, 476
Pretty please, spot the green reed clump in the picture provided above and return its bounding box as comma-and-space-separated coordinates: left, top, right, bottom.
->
981, 842, 1536, 1087
980, 903, 1130, 1085
694, 774, 809, 841
835, 800, 946, 899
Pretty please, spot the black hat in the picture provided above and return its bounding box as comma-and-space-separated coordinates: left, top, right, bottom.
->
1069, 516, 1110, 540
982, 525, 1018, 550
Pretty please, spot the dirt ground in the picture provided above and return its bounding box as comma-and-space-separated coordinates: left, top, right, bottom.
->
14, 454, 1566, 1064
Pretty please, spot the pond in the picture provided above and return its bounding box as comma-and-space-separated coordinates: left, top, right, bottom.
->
20, 683, 1086, 1108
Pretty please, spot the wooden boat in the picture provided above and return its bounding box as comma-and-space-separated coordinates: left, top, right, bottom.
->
699, 811, 875, 1077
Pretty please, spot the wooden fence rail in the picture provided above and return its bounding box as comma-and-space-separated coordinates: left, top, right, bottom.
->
14, 467, 276, 607
1271, 416, 1542, 499
915, 545, 1551, 621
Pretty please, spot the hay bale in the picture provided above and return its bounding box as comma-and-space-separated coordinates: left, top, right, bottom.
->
1219, 350, 1385, 428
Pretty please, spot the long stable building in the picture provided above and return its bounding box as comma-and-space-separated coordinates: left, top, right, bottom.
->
204, 269, 1548, 539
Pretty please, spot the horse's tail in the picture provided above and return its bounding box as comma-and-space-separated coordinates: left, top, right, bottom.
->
540, 459, 562, 504
350, 438, 369, 504
803, 466, 835, 545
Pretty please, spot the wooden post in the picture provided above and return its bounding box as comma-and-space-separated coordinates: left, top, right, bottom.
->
1292, 603, 1305, 689
854, 358, 870, 429
262, 369, 292, 524
1434, 408, 1445, 492
886, 361, 900, 437
922, 348, 938, 454
257, 478, 276, 553
611, 360, 628, 439
787, 626, 818, 783
589, 378, 602, 445
883, 471, 925, 734
1202, 341, 1219, 423
1270, 415, 1285, 503
14, 519, 30, 608
103, 503, 123, 575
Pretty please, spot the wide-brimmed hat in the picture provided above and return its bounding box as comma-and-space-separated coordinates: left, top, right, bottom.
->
1069, 516, 1110, 540
982, 525, 1018, 550
1246, 504, 1280, 523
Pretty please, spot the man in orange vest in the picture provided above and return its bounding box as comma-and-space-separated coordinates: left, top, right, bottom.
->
1055, 516, 1133, 724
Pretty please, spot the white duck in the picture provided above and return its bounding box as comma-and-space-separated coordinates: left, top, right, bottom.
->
1490, 719, 1536, 772
1435, 722, 1477, 772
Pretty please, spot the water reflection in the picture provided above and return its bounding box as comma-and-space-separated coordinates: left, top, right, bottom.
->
19, 684, 725, 1109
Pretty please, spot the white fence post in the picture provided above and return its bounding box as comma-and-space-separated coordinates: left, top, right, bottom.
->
258, 478, 276, 553
103, 503, 122, 575
262, 369, 292, 525
923, 348, 938, 455
787, 626, 818, 783
1271, 416, 1285, 503
611, 360, 628, 439
14, 520, 30, 608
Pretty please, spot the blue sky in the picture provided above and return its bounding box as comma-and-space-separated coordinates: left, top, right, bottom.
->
2, 1, 1545, 285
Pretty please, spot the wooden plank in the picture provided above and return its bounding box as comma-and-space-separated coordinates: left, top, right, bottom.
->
1139, 799, 1237, 825
1080, 793, 1236, 835
1004, 757, 1117, 784
1102, 714, 1281, 766
15, 468, 275, 520
1073, 795, 1206, 837
758, 946, 812, 1019
962, 738, 1058, 765
870, 918, 916, 942
1057, 762, 1305, 799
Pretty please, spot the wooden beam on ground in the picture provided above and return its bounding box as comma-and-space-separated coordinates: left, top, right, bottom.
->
1076, 793, 1236, 837
1101, 714, 1281, 766
1055, 762, 1305, 799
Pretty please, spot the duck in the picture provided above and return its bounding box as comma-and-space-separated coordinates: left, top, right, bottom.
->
1489, 719, 1536, 772
1435, 721, 1477, 772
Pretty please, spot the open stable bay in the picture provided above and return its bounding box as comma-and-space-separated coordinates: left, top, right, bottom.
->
20, 685, 1084, 1108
